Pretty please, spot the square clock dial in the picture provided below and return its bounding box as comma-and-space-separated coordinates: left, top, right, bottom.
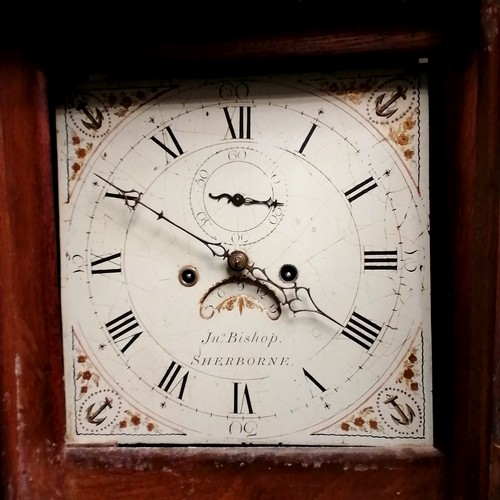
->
56, 69, 432, 446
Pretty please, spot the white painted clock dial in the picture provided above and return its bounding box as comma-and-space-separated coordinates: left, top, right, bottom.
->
57, 71, 432, 445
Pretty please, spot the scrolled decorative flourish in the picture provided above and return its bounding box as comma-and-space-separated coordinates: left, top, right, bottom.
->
199, 276, 281, 321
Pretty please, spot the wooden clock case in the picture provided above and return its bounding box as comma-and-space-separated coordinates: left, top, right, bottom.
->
1, 1, 499, 498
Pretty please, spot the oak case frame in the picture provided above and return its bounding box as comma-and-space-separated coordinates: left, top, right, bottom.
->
0, 2, 499, 498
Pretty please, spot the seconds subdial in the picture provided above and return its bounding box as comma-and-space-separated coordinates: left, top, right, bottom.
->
190, 145, 287, 245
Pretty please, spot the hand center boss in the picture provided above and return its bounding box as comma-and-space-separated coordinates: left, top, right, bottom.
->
96, 175, 343, 329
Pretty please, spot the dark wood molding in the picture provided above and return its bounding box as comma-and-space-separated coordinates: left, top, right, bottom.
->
443, 1, 500, 497
479, 2, 500, 498
0, 54, 64, 498
63, 447, 444, 499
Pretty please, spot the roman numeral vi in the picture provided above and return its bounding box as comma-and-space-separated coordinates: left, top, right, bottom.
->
232, 382, 254, 414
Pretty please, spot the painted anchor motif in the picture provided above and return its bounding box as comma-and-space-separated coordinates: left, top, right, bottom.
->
375, 85, 407, 118
76, 100, 104, 131
384, 394, 415, 425
86, 396, 113, 425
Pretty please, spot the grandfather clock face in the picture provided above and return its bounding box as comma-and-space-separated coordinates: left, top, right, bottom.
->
56, 70, 432, 446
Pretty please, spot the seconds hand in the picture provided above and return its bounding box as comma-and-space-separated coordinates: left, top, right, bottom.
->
96, 174, 344, 328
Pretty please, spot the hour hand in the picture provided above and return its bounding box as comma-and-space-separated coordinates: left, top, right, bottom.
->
209, 192, 283, 209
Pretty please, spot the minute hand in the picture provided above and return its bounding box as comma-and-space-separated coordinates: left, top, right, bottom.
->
96, 174, 230, 260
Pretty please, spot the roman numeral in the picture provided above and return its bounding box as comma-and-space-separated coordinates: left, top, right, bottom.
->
223, 106, 251, 139
105, 310, 143, 353
364, 250, 398, 270
158, 361, 189, 400
298, 123, 318, 154
91, 252, 122, 274
344, 176, 377, 203
303, 368, 327, 396
150, 126, 184, 159
341, 311, 383, 350
232, 382, 254, 414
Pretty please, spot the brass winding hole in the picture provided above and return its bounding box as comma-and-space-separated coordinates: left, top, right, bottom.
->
179, 266, 199, 287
